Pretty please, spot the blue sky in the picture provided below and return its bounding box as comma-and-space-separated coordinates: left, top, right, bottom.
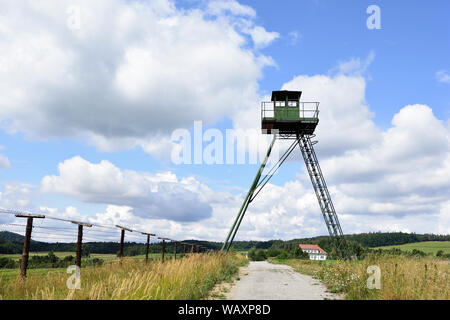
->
0, 0, 449, 241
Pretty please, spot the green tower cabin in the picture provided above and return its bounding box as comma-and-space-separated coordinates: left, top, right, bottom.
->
222, 90, 350, 260
261, 90, 319, 136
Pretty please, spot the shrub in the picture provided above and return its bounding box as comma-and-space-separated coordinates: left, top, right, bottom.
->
248, 248, 267, 261
0, 257, 18, 268
293, 248, 309, 260
277, 250, 291, 259
266, 248, 281, 257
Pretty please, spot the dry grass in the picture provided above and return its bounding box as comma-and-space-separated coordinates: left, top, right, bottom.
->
273, 255, 450, 300
0, 253, 247, 300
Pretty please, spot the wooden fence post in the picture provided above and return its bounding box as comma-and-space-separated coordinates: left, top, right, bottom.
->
116, 225, 133, 262
174, 241, 177, 260
15, 213, 45, 279
71, 221, 93, 269
141, 232, 155, 264
158, 237, 169, 263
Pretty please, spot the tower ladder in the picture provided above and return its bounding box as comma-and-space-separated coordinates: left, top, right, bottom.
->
297, 134, 349, 259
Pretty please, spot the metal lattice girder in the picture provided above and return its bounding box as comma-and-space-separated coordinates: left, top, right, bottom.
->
297, 134, 349, 259
221, 136, 276, 251
221, 133, 349, 259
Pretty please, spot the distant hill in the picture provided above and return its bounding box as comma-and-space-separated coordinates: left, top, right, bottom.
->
0, 232, 23, 254
268, 232, 450, 249
0, 231, 26, 242
1, 230, 449, 255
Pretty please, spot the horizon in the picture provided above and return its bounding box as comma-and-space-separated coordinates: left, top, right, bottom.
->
2, 229, 449, 245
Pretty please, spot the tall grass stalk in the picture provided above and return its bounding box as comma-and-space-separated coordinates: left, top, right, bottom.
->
0, 253, 246, 300
273, 255, 449, 300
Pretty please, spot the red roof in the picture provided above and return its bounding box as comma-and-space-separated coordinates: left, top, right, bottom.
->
299, 244, 327, 254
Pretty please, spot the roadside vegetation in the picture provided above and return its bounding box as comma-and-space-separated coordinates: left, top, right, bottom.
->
0, 252, 247, 300
271, 253, 450, 300
247, 247, 309, 261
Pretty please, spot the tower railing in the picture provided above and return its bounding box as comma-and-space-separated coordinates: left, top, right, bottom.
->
261, 102, 320, 120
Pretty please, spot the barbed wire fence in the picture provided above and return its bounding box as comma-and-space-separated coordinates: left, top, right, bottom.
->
0, 208, 213, 278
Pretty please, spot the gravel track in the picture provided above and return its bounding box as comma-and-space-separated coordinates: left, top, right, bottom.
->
226, 261, 340, 300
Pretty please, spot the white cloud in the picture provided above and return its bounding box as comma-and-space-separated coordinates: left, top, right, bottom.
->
0, 0, 275, 153
0, 183, 34, 211
207, 0, 256, 18
332, 51, 375, 76
243, 26, 279, 48
436, 70, 450, 83
229, 58, 450, 239
288, 30, 302, 46
41, 156, 214, 222
0, 154, 10, 169
282, 74, 381, 157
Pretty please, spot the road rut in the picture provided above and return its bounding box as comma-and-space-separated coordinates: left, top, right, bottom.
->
226, 261, 340, 300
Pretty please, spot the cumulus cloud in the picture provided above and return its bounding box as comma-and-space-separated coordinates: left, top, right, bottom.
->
436, 70, 450, 83
207, 0, 256, 18
0, 154, 10, 169
0, 0, 276, 153
40, 156, 214, 222
232, 71, 381, 159
243, 26, 279, 48
332, 51, 376, 76
0, 183, 35, 212
230, 59, 450, 238
288, 30, 302, 46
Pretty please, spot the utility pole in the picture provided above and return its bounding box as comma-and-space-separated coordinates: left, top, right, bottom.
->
15, 213, 45, 279
116, 225, 133, 261
71, 220, 93, 269
141, 232, 155, 264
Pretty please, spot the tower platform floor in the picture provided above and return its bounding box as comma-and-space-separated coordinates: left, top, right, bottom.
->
262, 119, 319, 135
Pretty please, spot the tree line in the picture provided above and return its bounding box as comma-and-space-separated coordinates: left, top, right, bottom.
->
1, 231, 449, 256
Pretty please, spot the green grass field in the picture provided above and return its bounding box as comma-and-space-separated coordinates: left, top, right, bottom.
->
373, 241, 450, 255
0, 252, 178, 261
0, 253, 247, 299
0, 252, 182, 280
0, 267, 67, 281
0, 251, 187, 281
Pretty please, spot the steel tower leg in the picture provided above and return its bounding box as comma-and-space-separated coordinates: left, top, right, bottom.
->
221, 136, 276, 251
298, 135, 349, 260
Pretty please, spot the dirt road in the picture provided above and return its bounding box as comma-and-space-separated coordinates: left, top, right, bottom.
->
226, 261, 340, 300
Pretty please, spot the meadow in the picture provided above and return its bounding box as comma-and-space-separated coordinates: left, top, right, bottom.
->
0, 251, 175, 262
272, 254, 450, 300
373, 241, 450, 255
0, 252, 247, 300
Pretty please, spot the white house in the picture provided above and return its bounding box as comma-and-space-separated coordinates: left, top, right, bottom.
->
299, 244, 327, 260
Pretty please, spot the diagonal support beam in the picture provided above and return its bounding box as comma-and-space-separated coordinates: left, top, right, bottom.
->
222, 136, 276, 251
